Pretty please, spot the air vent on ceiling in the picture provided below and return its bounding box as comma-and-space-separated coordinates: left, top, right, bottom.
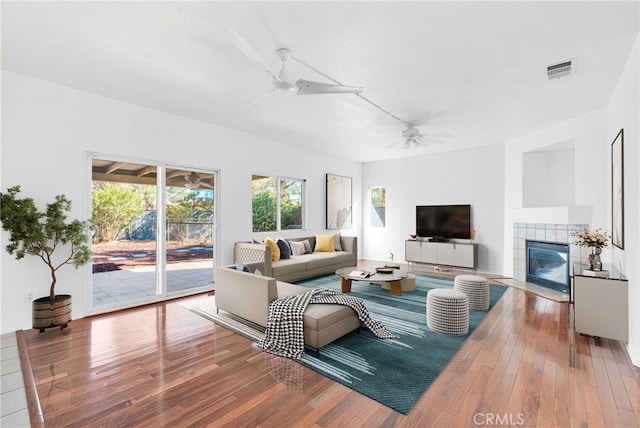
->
547, 59, 575, 80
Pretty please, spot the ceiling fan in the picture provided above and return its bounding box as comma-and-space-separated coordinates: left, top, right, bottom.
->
184, 172, 214, 190
394, 125, 446, 150
401, 126, 423, 149
225, 28, 363, 101
184, 172, 202, 189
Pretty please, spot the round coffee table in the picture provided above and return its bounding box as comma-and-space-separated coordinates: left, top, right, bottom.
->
336, 266, 408, 296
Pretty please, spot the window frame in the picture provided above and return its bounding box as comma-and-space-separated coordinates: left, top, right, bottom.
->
251, 174, 306, 233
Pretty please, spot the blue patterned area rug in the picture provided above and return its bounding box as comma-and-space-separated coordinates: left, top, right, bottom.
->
183, 274, 506, 415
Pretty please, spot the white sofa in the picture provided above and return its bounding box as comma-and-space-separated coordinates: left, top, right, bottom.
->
215, 265, 361, 353
234, 235, 357, 282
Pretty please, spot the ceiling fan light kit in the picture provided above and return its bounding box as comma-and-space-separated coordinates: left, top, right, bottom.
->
402, 126, 421, 140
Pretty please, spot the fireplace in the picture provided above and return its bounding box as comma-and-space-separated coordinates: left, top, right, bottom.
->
526, 240, 570, 293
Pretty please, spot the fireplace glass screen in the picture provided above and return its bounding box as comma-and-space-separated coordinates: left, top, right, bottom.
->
526, 240, 570, 293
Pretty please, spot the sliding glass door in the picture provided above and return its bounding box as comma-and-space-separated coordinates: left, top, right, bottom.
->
90, 156, 216, 312
165, 168, 215, 293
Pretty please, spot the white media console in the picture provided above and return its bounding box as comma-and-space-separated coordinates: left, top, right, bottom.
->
405, 239, 477, 269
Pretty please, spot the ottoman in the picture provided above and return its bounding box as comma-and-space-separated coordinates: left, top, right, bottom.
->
454, 275, 490, 310
426, 289, 469, 336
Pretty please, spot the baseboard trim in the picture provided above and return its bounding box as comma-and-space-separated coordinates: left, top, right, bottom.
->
626, 341, 640, 368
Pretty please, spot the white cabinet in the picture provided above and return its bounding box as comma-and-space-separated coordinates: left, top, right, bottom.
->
405, 240, 422, 262
451, 243, 476, 268
574, 274, 628, 341
405, 240, 477, 269
436, 243, 455, 265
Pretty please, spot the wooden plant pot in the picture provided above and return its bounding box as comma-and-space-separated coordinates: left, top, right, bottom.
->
33, 294, 72, 334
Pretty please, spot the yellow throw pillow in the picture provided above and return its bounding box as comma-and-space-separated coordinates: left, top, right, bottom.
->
264, 237, 281, 261
315, 234, 336, 252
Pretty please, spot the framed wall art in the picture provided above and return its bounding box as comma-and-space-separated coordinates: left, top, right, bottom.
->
326, 174, 352, 229
611, 129, 624, 249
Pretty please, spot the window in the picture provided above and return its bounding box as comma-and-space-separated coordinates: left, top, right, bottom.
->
252, 175, 304, 232
370, 187, 385, 227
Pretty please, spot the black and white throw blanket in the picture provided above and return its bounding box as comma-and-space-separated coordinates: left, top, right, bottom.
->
258, 289, 396, 359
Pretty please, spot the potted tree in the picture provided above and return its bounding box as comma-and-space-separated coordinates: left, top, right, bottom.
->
0, 185, 91, 333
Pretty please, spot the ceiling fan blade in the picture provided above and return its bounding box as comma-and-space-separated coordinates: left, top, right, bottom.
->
225, 27, 276, 79
295, 79, 363, 95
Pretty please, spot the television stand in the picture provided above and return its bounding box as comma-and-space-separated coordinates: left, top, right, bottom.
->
405, 240, 477, 270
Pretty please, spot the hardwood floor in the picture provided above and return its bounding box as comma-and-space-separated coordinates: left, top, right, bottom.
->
18, 268, 640, 427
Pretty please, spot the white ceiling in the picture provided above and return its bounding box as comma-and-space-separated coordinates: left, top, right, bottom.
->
2, 1, 638, 162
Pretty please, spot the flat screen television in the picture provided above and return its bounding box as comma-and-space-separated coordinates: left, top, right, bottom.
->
416, 205, 471, 241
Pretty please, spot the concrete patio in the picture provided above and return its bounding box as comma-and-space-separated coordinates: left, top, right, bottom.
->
92, 261, 213, 307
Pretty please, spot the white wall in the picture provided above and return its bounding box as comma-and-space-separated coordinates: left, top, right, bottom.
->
523, 147, 575, 207
362, 144, 505, 274
0, 71, 362, 334
607, 35, 639, 366
503, 34, 639, 367
503, 108, 609, 275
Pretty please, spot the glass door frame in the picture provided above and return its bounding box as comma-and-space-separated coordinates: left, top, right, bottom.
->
85, 152, 219, 316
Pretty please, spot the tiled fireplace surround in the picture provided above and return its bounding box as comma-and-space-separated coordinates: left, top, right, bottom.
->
513, 222, 589, 286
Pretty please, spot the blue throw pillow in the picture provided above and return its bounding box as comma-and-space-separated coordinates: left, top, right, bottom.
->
235, 262, 251, 273
276, 238, 291, 259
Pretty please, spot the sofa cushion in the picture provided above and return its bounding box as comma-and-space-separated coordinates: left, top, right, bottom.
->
274, 282, 358, 332
276, 238, 291, 259
264, 237, 281, 261
302, 239, 313, 254
334, 232, 343, 251
303, 303, 357, 331
315, 234, 336, 252
272, 258, 311, 278
276, 281, 310, 298
288, 240, 306, 255
304, 251, 353, 270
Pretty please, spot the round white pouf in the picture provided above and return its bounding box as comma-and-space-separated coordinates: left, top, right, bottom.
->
454, 275, 490, 311
426, 289, 469, 336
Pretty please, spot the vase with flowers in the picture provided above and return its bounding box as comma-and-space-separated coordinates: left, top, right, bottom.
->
573, 227, 610, 271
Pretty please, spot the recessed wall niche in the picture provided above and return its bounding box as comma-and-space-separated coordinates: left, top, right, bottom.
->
523, 140, 575, 208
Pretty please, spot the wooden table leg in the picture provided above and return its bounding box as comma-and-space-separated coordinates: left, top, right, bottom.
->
341, 277, 352, 293
389, 280, 402, 296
